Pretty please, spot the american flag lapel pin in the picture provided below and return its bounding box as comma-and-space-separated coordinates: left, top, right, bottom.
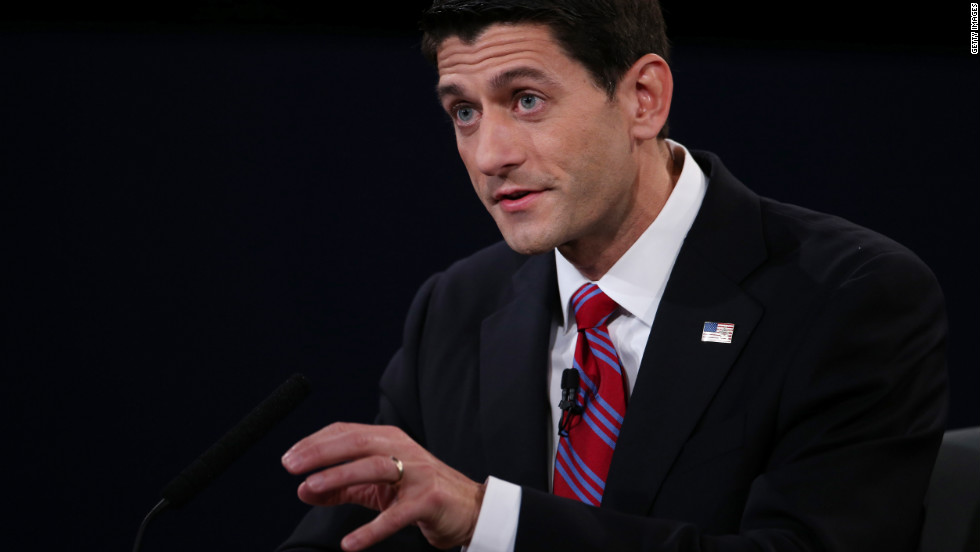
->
701, 321, 735, 344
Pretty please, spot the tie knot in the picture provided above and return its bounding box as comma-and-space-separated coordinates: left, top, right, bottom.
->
572, 283, 618, 330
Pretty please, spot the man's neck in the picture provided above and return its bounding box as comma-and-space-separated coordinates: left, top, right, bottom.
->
559, 140, 683, 281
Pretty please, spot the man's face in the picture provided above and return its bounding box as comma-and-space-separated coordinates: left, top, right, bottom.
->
436, 24, 643, 257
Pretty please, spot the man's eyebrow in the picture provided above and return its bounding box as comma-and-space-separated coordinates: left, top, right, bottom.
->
436, 82, 465, 103
489, 66, 559, 91
436, 66, 559, 102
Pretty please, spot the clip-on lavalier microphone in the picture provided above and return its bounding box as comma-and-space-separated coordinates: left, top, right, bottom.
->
558, 368, 583, 436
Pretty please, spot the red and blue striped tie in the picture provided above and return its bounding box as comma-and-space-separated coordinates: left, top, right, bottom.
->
553, 283, 627, 506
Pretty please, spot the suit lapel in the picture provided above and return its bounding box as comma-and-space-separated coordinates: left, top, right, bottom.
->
479, 253, 558, 491
603, 151, 767, 513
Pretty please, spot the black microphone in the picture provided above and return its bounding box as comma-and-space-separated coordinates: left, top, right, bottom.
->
134, 373, 312, 552
558, 368, 582, 414
160, 372, 312, 507
558, 368, 582, 436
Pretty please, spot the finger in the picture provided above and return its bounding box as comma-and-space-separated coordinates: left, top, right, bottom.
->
339, 500, 422, 552
296, 481, 388, 509
282, 423, 402, 474
302, 455, 402, 496
283, 422, 368, 472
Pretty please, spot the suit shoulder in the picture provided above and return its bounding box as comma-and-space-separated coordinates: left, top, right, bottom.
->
422, 241, 541, 318
692, 149, 933, 284
441, 240, 531, 283
758, 198, 939, 290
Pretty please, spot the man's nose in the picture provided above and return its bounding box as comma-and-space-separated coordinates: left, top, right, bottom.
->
472, 110, 525, 177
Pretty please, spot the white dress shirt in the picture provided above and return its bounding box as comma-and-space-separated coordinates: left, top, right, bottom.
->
465, 140, 708, 552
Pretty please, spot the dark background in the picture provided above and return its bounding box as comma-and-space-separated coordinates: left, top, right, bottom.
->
2, 2, 977, 550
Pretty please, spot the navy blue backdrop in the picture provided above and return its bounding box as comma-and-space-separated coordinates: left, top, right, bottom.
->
2, 4, 977, 551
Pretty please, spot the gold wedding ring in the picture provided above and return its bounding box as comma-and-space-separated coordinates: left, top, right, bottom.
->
390, 456, 404, 485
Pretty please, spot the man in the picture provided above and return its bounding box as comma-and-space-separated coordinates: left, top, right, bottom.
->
278, 1, 948, 550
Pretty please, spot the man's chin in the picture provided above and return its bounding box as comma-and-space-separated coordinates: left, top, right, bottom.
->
500, 234, 557, 256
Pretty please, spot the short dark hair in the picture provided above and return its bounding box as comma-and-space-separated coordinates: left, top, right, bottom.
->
419, 0, 670, 100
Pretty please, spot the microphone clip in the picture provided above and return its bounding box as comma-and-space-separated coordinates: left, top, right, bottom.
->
558, 368, 582, 436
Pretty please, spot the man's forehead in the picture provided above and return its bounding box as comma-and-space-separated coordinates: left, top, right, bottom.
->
435, 23, 564, 77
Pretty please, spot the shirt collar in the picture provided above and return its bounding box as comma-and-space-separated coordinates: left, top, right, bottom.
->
555, 140, 708, 331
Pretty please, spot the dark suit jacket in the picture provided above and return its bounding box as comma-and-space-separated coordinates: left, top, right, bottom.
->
279, 151, 948, 551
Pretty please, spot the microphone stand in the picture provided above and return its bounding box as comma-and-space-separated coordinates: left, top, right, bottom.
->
133, 498, 169, 552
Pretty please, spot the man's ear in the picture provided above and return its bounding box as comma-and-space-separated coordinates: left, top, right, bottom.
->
620, 54, 672, 141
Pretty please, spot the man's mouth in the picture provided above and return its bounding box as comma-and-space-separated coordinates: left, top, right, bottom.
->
502, 190, 532, 201
494, 186, 539, 202
495, 188, 543, 213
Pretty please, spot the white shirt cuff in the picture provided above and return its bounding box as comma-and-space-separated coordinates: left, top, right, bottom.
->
462, 476, 521, 552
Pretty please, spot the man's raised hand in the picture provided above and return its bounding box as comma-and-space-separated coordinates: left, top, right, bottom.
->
282, 422, 486, 551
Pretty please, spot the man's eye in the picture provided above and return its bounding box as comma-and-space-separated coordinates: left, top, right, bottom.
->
455, 106, 476, 123
518, 95, 540, 111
